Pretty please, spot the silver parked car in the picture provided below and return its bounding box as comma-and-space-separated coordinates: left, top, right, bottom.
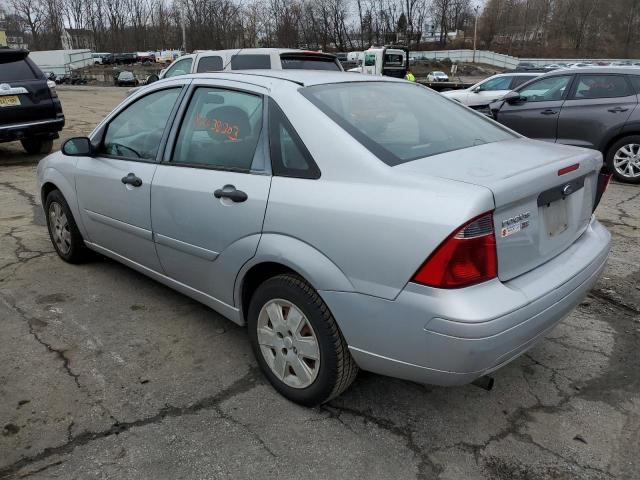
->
37, 71, 611, 406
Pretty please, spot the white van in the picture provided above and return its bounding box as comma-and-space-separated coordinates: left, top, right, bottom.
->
159, 48, 343, 79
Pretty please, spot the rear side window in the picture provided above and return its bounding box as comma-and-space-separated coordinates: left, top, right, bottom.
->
280, 56, 340, 71
0, 60, 37, 82
572, 75, 632, 99
231, 55, 271, 70
510, 75, 536, 89
165, 58, 192, 78
172, 88, 263, 171
629, 75, 640, 94
268, 98, 320, 179
196, 56, 223, 73
478, 76, 511, 91
302, 82, 515, 166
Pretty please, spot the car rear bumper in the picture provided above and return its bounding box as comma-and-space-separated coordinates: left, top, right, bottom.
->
320, 218, 610, 386
0, 117, 64, 142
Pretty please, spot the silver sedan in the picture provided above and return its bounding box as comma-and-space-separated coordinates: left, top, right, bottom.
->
37, 71, 611, 406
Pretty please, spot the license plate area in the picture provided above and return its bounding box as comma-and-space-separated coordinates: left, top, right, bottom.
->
0, 95, 21, 107
542, 198, 568, 238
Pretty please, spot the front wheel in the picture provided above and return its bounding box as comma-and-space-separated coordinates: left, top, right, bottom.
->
606, 136, 640, 183
248, 274, 358, 406
45, 190, 90, 263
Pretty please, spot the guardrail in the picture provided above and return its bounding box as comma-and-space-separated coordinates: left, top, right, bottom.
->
409, 49, 640, 69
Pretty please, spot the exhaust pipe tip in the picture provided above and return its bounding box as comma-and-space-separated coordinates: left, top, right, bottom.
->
471, 375, 495, 391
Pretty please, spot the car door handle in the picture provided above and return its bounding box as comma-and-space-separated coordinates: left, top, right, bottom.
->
214, 185, 248, 203
540, 109, 558, 115
608, 107, 629, 113
121, 173, 142, 187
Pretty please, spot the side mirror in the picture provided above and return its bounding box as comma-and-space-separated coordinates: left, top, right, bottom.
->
145, 74, 159, 85
472, 86, 482, 93
503, 91, 523, 104
62, 137, 93, 156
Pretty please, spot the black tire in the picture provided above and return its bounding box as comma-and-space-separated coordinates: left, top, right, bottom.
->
606, 135, 640, 183
248, 274, 358, 406
45, 190, 90, 263
21, 138, 53, 155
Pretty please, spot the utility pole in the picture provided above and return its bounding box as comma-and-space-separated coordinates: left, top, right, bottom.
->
472, 5, 480, 63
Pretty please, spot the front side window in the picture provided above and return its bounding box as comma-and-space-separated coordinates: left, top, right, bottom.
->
518, 76, 571, 102
230, 55, 271, 70
197, 56, 223, 73
571, 75, 632, 99
172, 88, 263, 170
364, 54, 376, 67
165, 58, 193, 78
101, 88, 180, 160
302, 82, 515, 166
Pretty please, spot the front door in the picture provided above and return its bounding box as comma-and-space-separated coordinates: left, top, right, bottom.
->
497, 75, 574, 143
75, 87, 183, 271
151, 84, 271, 305
557, 73, 637, 149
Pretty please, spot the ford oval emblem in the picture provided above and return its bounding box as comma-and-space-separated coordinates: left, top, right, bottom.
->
562, 184, 573, 196
0, 84, 10, 91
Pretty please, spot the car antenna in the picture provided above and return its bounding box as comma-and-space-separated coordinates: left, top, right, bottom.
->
222, 48, 244, 71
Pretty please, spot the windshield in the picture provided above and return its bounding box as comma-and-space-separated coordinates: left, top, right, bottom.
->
302, 82, 516, 166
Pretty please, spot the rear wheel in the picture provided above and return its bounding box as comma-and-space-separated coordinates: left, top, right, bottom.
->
45, 190, 90, 263
21, 138, 53, 155
248, 274, 358, 406
606, 136, 640, 183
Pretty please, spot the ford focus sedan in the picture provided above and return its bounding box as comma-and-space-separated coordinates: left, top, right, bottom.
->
37, 71, 611, 406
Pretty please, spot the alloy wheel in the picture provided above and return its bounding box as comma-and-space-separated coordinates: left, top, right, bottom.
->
613, 143, 640, 179
49, 202, 71, 255
257, 299, 320, 389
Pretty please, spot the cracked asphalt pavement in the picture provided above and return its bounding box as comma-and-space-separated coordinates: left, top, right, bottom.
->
1, 86, 639, 479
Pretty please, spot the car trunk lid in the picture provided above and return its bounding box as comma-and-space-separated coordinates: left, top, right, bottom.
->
395, 138, 602, 281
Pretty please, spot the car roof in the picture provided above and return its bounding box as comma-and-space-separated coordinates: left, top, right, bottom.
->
181, 70, 405, 88
194, 48, 333, 57
543, 66, 640, 76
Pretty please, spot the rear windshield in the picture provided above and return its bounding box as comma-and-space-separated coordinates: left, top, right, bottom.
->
281, 56, 340, 71
231, 54, 271, 70
302, 82, 516, 166
0, 59, 38, 82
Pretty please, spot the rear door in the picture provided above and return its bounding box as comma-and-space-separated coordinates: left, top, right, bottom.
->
496, 74, 574, 142
75, 84, 185, 271
557, 73, 636, 148
150, 80, 271, 305
0, 52, 55, 126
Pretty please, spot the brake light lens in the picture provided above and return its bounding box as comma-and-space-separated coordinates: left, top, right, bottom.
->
47, 80, 58, 98
411, 212, 497, 288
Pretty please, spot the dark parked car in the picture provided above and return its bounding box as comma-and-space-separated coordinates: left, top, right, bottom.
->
115, 71, 138, 87
490, 67, 640, 183
114, 53, 137, 65
0, 48, 64, 154
515, 61, 538, 71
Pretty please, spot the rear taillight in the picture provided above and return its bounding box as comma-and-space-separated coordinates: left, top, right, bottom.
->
593, 171, 612, 212
411, 212, 497, 289
47, 80, 58, 98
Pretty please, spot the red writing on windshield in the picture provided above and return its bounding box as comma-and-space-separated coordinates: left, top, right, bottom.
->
195, 113, 240, 141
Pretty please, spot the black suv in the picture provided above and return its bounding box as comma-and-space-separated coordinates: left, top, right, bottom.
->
0, 48, 64, 154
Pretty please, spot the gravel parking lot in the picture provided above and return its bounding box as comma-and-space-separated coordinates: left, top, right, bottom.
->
0, 86, 639, 479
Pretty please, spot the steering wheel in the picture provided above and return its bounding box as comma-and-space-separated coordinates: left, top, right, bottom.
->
112, 143, 142, 159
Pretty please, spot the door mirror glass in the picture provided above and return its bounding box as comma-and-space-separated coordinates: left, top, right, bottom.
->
503, 91, 523, 104
62, 137, 92, 156
145, 74, 159, 85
